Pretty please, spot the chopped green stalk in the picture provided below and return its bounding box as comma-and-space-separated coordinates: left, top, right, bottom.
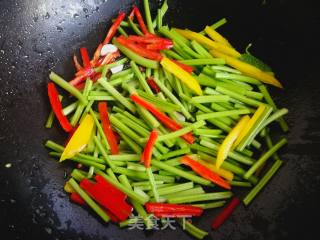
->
168, 191, 232, 204
179, 58, 225, 65
71, 169, 87, 182
45, 111, 55, 128
157, 9, 162, 30
117, 25, 128, 37
87, 96, 115, 101
127, 17, 143, 36
93, 136, 115, 169
150, 182, 194, 196
122, 110, 149, 129
68, 178, 110, 222
196, 109, 250, 121
96, 170, 148, 204
110, 68, 132, 80
143, 0, 154, 33
146, 168, 160, 202
190, 40, 213, 58
98, 77, 136, 113
191, 95, 230, 104
152, 0, 168, 28
119, 217, 139, 228
132, 181, 164, 187
211, 65, 241, 74
192, 200, 226, 209
265, 133, 281, 161
155, 120, 204, 142
117, 131, 142, 154
113, 39, 159, 69
49, 72, 87, 104
162, 49, 184, 60
244, 138, 287, 179
105, 168, 118, 182
215, 72, 261, 85
130, 61, 153, 94
113, 167, 175, 183
211, 103, 239, 121
248, 108, 289, 143
245, 91, 264, 100
119, 174, 153, 229
134, 187, 150, 202
199, 17, 227, 35
136, 90, 182, 112
71, 79, 93, 126
127, 162, 147, 172
109, 115, 140, 141
229, 180, 252, 187
159, 148, 190, 160
197, 152, 258, 184
216, 86, 262, 107
259, 85, 289, 132
62, 101, 78, 116
177, 219, 208, 239
194, 128, 223, 135
243, 160, 283, 205
152, 160, 211, 186
161, 187, 205, 200
157, 125, 175, 148
151, 76, 192, 120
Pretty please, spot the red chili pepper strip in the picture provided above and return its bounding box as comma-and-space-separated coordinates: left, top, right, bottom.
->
133, 6, 149, 35
70, 192, 86, 206
131, 94, 194, 143
70, 67, 95, 86
145, 202, 203, 216
98, 102, 119, 155
91, 43, 103, 65
80, 47, 91, 68
74, 82, 85, 90
73, 55, 83, 71
181, 156, 231, 190
146, 43, 173, 51
146, 77, 161, 93
127, 35, 173, 45
141, 129, 158, 168
47, 83, 73, 132
117, 36, 162, 60
171, 60, 194, 73
128, 7, 135, 20
95, 175, 126, 201
103, 12, 126, 44
80, 175, 132, 221
98, 51, 120, 66
153, 212, 201, 218
211, 197, 240, 229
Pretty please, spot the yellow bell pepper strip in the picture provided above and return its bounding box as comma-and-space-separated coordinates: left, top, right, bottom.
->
204, 26, 232, 47
210, 50, 283, 88
160, 57, 203, 95
64, 182, 75, 193
173, 28, 241, 58
196, 159, 234, 181
216, 115, 250, 169
232, 104, 266, 149
60, 114, 94, 161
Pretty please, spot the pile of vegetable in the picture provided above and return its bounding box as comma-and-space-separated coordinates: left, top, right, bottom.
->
44, 0, 289, 238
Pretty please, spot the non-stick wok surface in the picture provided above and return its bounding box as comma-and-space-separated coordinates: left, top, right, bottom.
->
0, 0, 320, 239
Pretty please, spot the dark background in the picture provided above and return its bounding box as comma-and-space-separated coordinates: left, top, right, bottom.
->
0, 0, 320, 239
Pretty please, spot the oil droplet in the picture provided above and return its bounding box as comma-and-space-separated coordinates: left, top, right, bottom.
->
73, 13, 79, 18
83, 8, 88, 13
44, 12, 50, 19
56, 26, 63, 32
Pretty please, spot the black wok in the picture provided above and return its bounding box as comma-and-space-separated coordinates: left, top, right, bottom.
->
1, 0, 320, 239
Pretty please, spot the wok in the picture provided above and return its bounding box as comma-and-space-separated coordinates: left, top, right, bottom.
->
0, 0, 319, 239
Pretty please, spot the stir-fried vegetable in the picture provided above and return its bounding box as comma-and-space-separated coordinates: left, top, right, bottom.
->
44, 1, 289, 239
